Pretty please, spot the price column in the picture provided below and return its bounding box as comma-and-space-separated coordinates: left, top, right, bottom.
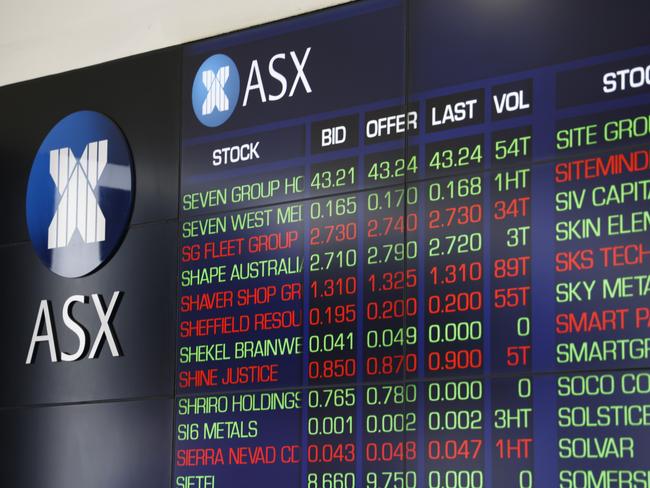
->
305, 386, 358, 488
417, 131, 488, 486
421, 377, 486, 488
422, 159, 486, 378
363, 147, 419, 382
307, 190, 359, 385
363, 383, 417, 488
304, 116, 363, 487
362, 137, 416, 482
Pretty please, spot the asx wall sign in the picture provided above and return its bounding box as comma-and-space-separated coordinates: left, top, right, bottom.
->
24, 111, 132, 364
192, 47, 313, 127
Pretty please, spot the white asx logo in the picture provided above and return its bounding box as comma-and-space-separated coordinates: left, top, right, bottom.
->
192, 54, 240, 127
192, 48, 313, 128
26, 111, 133, 278
202, 66, 231, 115
48, 140, 108, 249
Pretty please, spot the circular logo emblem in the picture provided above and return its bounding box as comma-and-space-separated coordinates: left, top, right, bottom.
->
25, 111, 134, 278
192, 53, 240, 127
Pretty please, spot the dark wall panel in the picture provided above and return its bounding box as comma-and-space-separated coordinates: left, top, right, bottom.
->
0, 398, 172, 488
409, 0, 650, 92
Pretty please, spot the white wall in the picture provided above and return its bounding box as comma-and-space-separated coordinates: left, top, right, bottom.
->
0, 0, 352, 87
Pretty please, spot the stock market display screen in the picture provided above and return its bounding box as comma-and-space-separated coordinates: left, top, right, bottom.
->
174, 1, 650, 486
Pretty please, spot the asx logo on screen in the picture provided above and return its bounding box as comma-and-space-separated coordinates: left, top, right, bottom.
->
192, 47, 313, 127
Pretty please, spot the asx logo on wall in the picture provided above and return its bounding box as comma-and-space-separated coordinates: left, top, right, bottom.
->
24, 111, 132, 364
25, 111, 134, 278
192, 47, 313, 127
